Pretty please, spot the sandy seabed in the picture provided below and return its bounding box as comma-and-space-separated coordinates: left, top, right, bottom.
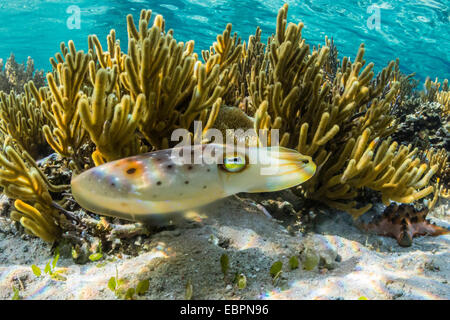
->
0, 193, 449, 300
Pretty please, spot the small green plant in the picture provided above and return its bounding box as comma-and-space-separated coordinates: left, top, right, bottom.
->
108, 275, 119, 291
11, 286, 21, 300
237, 274, 247, 289
219, 254, 249, 290
220, 253, 229, 278
31, 264, 41, 277
289, 256, 299, 270
108, 266, 124, 297
31, 248, 67, 281
107, 266, 149, 300
89, 242, 104, 262
270, 261, 283, 284
302, 249, 319, 271
136, 279, 150, 295
185, 279, 193, 300
96, 256, 116, 268
124, 287, 135, 300
96, 261, 108, 268
231, 272, 248, 289
89, 252, 103, 262
71, 247, 79, 260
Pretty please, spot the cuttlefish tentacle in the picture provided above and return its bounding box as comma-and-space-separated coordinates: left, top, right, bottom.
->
71, 144, 316, 223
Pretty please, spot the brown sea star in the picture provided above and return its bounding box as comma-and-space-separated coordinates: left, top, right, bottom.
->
359, 203, 449, 247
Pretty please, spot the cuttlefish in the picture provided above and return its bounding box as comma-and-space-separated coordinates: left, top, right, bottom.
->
71, 144, 316, 224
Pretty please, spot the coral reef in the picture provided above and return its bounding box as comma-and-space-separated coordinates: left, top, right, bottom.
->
0, 141, 67, 242
392, 77, 449, 205
0, 82, 50, 158
0, 53, 45, 94
0, 9, 243, 243
42, 41, 90, 170
120, 11, 240, 149
0, 4, 447, 250
78, 69, 146, 165
359, 203, 449, 247
421, 77, 449, 114
241, 4, 439, 218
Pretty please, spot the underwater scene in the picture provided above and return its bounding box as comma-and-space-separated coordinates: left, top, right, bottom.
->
0, 0, 449, 302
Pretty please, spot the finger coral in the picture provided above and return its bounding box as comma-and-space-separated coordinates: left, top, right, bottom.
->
0, 141, 65, 242
241, 4, 438, 218
122, 10, 239, 149
422, 77, 449, 114
236, 26, 265, 115
0, 4, 446, 247
0, 53, 46, 94
42, 41, 90, 170
318, 136, 437, 216
83, 10, 241, 153
78, 68, 147, 165
0, 81, 50, 158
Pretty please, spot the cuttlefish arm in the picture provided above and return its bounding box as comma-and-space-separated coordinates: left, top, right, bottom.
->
71, 144, 316, 222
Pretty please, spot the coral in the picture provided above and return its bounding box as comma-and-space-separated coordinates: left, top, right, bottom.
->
78, 68, 147, 165
0, 81, 50, 158
83, 10, 241, 153
421, 77, 449, 115
237, 4, 436, 218
322, 36, 340, 84
390, 92, 449, 206
424, 147, 449, 206
0, 141, 67, 242
359, 203, 449, 247
392, 100, 449, 152
425, 147, 449, 183
0, 4, 446, 246
392, 58, 419, 105
0, 53, 45, 94
41, 41, 90, 170
122, 11, 238, 149
236, 27, 266, 116
317, 136, 437, 216
212, 105, 255, 144
0, 9, 244, 243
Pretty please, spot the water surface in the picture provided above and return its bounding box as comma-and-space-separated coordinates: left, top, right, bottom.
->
0, 0, 449, 82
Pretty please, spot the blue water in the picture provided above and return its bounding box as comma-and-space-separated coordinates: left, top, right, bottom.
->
0, 0, 449, 83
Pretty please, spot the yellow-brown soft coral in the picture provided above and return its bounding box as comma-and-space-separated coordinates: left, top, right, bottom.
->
0, 141, 66, 242
82, 10, 241, 154
0, 5, 445, 245
0, 81, 49, 158
0, 54, 46, 94
42, 41, 90, 170
244, 4, 437, 218
78, 68, 147, 165
422, 77, 449, 115
122, 10, 238, 149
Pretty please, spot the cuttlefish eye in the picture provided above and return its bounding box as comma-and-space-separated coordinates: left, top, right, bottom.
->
221, 155, 247, 173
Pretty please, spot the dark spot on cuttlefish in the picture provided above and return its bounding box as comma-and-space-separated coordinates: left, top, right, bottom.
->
359, 203, 449, 247
126, 168, 137, 174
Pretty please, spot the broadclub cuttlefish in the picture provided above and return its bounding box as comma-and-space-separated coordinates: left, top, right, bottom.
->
71, 144, 316, 224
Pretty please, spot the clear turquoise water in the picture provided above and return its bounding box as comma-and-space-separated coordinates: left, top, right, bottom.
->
0, 0, 449, 82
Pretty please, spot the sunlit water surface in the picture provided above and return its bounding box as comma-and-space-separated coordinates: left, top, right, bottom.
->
0, 1, 449, 85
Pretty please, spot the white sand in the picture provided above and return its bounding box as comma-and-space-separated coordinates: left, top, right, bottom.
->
0, 194, 449, 300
